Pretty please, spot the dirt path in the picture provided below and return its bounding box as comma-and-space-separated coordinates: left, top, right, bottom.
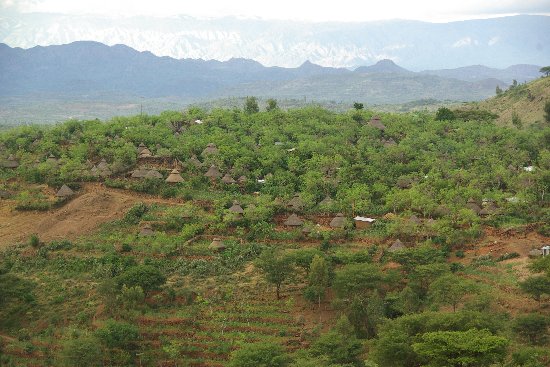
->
0, 183, 183, 248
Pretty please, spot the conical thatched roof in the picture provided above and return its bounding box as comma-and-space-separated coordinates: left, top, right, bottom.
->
221, 173, 236, 184
145, 169, 163, 179
433, 205, 451, 218
202, 143, 219, 156
165, 168, 184, 183
131, 168, 149, 178
137, 143, 147, 153
208, 238, 226, 252
56, 184, 74, 197
382, 138, 397, 147
396, 177, 413, 189
330, 213, 346, 228
140, 223, 154, 236
237, 175, 247, 184
2, 155, 19, 168
97, 159, 109, 170
287, 194, 305, 211
46, 154, 59, 164
205, 165, 222, 179
388, 239, 406, 252
139, 148, 152, 158
229, 201, 244, 214
90, 165, 100, 176
369, 116, 386, 130
319, 195, 334, 206
188, 154, 202, 168
284, 213, 303, 226
409, 215, 422, 225
466, 198, 482, 214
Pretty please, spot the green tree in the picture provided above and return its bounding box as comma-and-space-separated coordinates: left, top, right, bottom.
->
519, 276, 550, 306
266, 98, 279, 111
353, 102, 364, 110
229, 342, 288, 367
512, 313, 550, 345
255, 249, 295, 299
95, 319, 140, 350
412, 329, 508, 367
244, 96, 260, 114
333, 263, 382, 298
117, 264, 166, 294
495, 85, 503, 95
540, 66, 550, 77
435, 107, 455, 121
59, 334, 103, 367
305, 255, 330, 309
544, 101, 550, 123
428, 274, 476, 312
310, 315, 364, 366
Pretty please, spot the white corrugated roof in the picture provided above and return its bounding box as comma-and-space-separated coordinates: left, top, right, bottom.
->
354, 216, 375, 222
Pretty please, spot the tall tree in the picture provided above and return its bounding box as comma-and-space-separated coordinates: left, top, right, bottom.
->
540, 66, 550, 77
255, 249, 294, 299
244, 96, 260, 114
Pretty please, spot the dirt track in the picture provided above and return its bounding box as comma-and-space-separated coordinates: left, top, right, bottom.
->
0, 184, 182, 247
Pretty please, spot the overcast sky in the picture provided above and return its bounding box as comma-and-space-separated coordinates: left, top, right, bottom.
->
1, 0, 549, 22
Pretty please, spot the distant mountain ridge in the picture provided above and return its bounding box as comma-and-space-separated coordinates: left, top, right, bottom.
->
0, 41, 540, 109
0, 13, 548, 69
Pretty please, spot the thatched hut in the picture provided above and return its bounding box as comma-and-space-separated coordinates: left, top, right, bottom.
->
287, 194, 305, 211
209, 238, 226, 252
188, 154, 203, 168
0, 190, 11, 199
145, 169, 163, 179
56, 184, 74, 198
202, 143, 219, 156
354, 216, 375, 229
90, 165, 100, 176
369, 116, 386, 130
2, 155, 19, 168
205, 165, 222, 179
139, 148, 153, 158
137, 143, 147, 154
284, 213, 304, 226
131, 168, 149, 178
165, 168, 184, 183
433, 205, 451, 218
466, 198, 482, 214
318, 195, 334, 207
396, 177, 413, 189
46, 154, 59, 164
330, 213, 346, 228
229, 201, 244, 215
140, 223, 154, 236
97, 159, 109, 171
409, 215, 422, 225
237, 175, 247, 184
221, 173, 236, 184
388, 239, 406, 252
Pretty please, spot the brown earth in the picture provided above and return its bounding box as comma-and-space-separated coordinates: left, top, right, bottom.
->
0, 183, 183, 247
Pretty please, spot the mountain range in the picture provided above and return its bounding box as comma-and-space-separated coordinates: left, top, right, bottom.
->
0, 13, 548, 70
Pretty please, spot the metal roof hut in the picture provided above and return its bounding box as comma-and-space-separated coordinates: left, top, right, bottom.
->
221, 173, 236, 184
137, 143, 147, 154
466, 198, 482, 214
287, 194, 305, 211
208, 238, 226, 252
354, 216, 375, 229
139, 148, 153, 158
145, 169, 163, 179
131, 168, 149, 178
165, 168, 184, 183
388, 239, 406, 252
140, 223, 154, 236
229, 201, 244, 215
2, 155, 19, 168
369, 116, 386, 130
56, 184, 74, 198
330, 213, 347, 229
205, 165, 222, 179
284, 213, 304, 226
188, 154, 203, 168
202, 143, 219, 156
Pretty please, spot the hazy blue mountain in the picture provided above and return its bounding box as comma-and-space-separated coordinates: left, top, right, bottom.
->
420, 64, 542, 83
0, 13, 548, 70
355, 59, 412, 74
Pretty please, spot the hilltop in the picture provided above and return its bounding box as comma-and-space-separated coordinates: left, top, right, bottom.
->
460, 76, 550, 126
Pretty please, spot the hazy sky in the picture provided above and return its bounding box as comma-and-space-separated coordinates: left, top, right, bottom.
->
2, 0, 549, 22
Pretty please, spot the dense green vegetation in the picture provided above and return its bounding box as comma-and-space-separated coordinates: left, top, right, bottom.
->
0, 102, 549, 366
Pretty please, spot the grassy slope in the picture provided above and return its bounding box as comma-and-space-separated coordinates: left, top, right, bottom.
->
461, 76, 550, 126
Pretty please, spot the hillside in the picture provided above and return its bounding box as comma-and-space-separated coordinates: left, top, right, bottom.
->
1, 106, 549, 367
460, 76, 550, 126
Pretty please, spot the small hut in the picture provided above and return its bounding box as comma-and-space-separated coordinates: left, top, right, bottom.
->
396, 177, 413, 189
0, 190, 11, 199
330, 213, 346, 229
205, 165, 222, 179
284, 214, 304, 226
528, 248, 543, 258
221, 173, 236, 184
46, 154, 59, 164
137, 143, 147, 154
466, 198, 482, 215
2, 155, 19, 168
433, 205, 451, 218
131, 168, 149, 178
388, 239, 406, 252
165, 168, 184, 183
542, 245, 550, 257
145, 169, 163, 179
369, 116, 386, 130
188, 154, 203, 168
90, 166, 100, 176
140, 223, 154, 236
202, 143, 219, 156
287, 194, 305, 211
382, 138, 397, 147
209, 238, 226, 252
56, 184, 74, 198
228, 201, 244, 215
97, 158, 109, 171
139, 148, 153, 158
354, 216, 375, 229
237, 175, 247, 185
318, 195, 334, 207
409, 215, 422, 225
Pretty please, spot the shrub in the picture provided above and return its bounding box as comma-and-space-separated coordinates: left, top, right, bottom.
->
117, 264, 166, 294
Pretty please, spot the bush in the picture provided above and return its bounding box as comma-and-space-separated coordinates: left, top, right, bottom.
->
512, 313, 550, 345
95, 319, 140, 350
124, 203, 148, 224
228, 342, 288, 367
117, 264, 166, 294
